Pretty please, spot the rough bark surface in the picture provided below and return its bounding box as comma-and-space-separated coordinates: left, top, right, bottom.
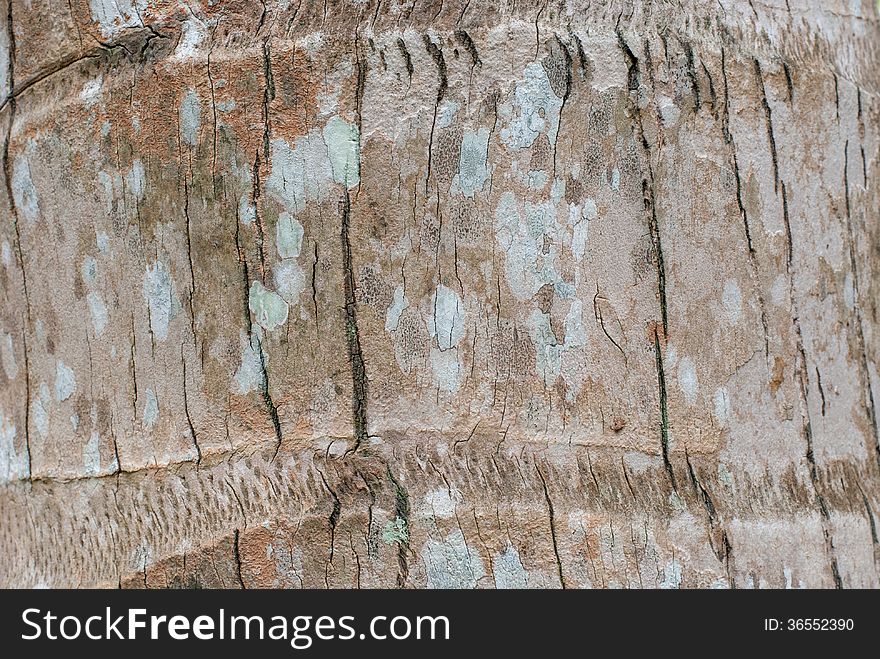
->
1, 0, 879, 588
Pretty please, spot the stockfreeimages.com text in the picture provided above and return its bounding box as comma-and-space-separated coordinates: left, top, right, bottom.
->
21, 608, 450, 649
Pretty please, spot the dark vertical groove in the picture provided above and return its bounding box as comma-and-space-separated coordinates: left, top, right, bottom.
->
2, 0, 31, 479
536, 465, 567, 589
341, 190, 369, 451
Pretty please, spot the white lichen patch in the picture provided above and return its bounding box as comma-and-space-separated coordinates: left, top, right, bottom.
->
266, 131, 333, 214
233, 330, 264, 395
422, 488, 461, 519
714, 387, 732, 427
500, 62, 563, 149
494, 193, 567, 301
526, 309, 562, 386
423, 530, 486, 589
273, 260, 306, 305
457, 127, 490, 198
0, 410, 28, 484
173, 17, 207, 60
249, 281, 289, 331
12, 153, 39, 224
322, 116, 360, 188
143, 261, 179, 341
142, 389, 159, 429
1, 332, 17, 380
83, 430, 101, 475
275, 213, 304, 259
80, 75, 103, 107
87, 292, 108, 336
493, 544, 529, 589
54, 361, 76, 402
126, 159, 146, 200
436, 100, 460, 128
179, 89, 201, 147
677, 355, 698, 405
429, 347, 464, 393
32, 383, 50, 440
659, 559, 683, 589
427, 284, 465, 351
721, 279, 742, 325
88, 0, 146, 38
385, 285, 408, 332
1, 241, 10, 268
238, 194, 256, 225
81, 256, 98, 287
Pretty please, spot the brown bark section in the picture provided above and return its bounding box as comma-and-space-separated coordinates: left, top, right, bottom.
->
0, 0, 879, 588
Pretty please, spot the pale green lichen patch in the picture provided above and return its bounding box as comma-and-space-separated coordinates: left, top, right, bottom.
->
126, 159, 146, 200
11, 153, 39, 224
249, 281, 289, 331
0, 409, 28, 483
83, 431, 101, 475
233, 330, 264, 395
54, 361, 76, 402
385, 285, 408, 332
457, 127, 490, 198
275, 213, 304, 259
500, 62, 563, 149
423, 530, 486, 589
381, 516, 409, 546
1, 332, 17, 379
143, 260, 180, 342
179, 88, 201, 147
493, 544, 529, 589
88, 0, 145, 38
427, 284, 465, 351
87, 292, 108, 336
494, 193, 568, 302
142, 389, 159, 429
266, 131, 333, 214
322, 116, 360, 189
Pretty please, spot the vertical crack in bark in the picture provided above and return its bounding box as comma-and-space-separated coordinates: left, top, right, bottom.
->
454, 29, 481, 68
753, 59, 779, 193
341, 190, 369, 452
535, 464, 567, 588
232, 529, 246, 589
653, 329, 676, 490
250, 153, 268, 280
311, 242, 319, 329
617, 31, 668, 339
721, 47, 770, 359
682, 40, 701, 111
261, 38, 275, 164
2, 0, 32, 478
783, 180, 844, 588
386, 466, 411, 588
180, 344, 201, 466
396, 38, 413, 83
685, 450, 734, 584
782, 61, 794, 104
422, 34, 447, 194
235, 208, 283, 458
317, 469, 341, 585
617, 29, 676, 489
842, 140, 880, 471
548, 35, 572, 179
182, 177, 199, 354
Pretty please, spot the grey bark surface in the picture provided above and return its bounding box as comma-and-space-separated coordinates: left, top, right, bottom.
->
0, 0, 879, 588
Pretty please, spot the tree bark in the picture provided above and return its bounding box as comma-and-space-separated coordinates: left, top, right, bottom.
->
1, 0, 879, 588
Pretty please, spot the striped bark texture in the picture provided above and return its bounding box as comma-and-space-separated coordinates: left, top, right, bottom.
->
1, 0, 879, 588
